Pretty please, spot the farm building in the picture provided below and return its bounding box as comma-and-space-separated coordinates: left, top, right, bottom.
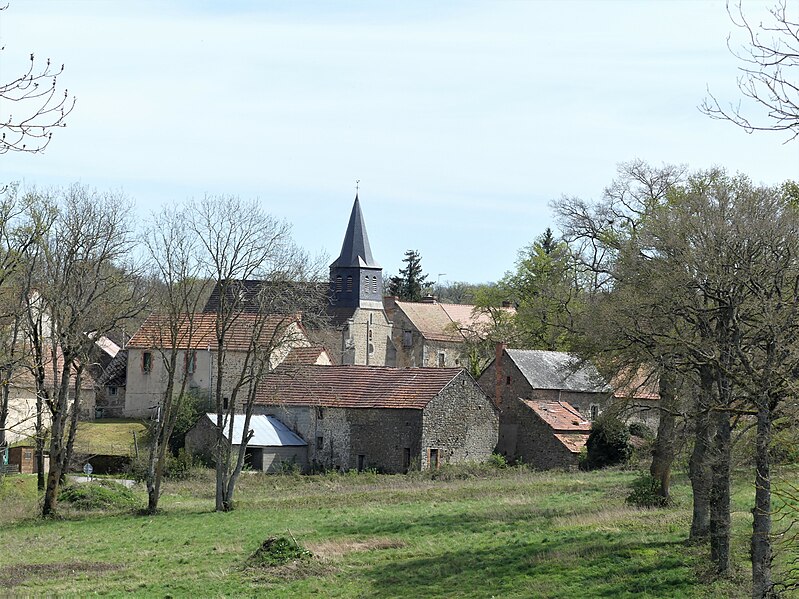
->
185, 413, 308, 473
478, 345, 610, 467
254, 365, 499, 472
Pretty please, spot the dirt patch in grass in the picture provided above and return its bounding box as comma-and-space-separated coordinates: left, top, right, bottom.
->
244, 536, 335, 584
306, 537, 407, 559
0, 562, 123, 587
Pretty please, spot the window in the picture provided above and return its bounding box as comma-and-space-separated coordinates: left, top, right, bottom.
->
142, 352, 153, 374
346, 276, 353, 292
428, 448, 439, 470
336, 276, 343, 292
24, 451, 32, 460
186, 350, 197, 374
108, 386, 118, 396
403, 330, 413, 348
223, 397, 229, 410
438, 352, 445, 367
372, 276, 378, 293
506, 376, 511, 385
316, 406, 324, 420
316, 436, 324, 449
590, 404, 599, 420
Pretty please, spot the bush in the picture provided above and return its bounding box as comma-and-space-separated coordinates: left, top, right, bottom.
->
584, 414, 632, 470
488, 453, 509, 469
58, 480, 139, 511
625, 474, 672, 508
628, 421, 654, 440
248, 536, 312, 567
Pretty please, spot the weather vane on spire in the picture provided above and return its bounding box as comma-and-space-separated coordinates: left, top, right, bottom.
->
356, 179, 360, 195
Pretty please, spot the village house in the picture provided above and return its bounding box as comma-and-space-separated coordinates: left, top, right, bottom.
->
252, 364, 499, 472
384, 297, 512, 368
123, 312, 315, 418
477, 345, 611, 467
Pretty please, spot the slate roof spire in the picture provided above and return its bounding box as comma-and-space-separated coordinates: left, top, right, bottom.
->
330, 194, 380, 268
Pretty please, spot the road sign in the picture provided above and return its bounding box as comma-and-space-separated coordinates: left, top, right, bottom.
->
83, 463, 93, 476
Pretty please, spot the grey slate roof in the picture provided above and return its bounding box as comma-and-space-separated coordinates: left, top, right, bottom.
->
506, 349, 610, 393
205, 413, 307, 447
329, 195, 380, 269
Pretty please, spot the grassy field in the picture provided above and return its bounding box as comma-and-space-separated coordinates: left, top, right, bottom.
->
70, 419, 148, 456
0, 465, 793, 598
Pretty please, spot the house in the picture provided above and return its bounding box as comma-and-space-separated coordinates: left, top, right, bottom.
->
185, 413, 308, 473
477, 345, 611, 466
384, 297, 513, 368
611, 367, 661, 430
253, 365, 499, 472
123, 312, 313, 418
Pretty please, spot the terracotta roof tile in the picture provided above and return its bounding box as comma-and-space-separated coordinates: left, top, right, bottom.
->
282, 346, 332, 366
523, 400, 591, 432
395, 301, 514, 343
256, 365, 464, 410
553, 432, 589, 454
128, 312, 298, 352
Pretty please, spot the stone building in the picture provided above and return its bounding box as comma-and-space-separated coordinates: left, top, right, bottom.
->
124, 312, 316, 418
384, 297, 511, 368
477, 345, 611, 466
254, 365, 499, 472
326, 195, 395, 367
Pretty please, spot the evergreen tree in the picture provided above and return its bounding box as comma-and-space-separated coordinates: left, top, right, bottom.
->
387, 250, 429, 301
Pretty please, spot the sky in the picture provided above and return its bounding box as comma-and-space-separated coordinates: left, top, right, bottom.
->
1, 1, 797, 284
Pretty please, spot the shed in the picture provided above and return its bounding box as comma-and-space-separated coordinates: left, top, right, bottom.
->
185, 413, 308, 473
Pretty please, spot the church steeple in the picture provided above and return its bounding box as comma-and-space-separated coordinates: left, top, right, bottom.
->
329, 194, 383, 309
330, 194, 379, 269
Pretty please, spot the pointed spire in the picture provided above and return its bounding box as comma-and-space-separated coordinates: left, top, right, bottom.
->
330, 195, 380, 268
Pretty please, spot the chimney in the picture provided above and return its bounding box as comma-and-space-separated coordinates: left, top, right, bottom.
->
420, 295, 437, 304
383, 295, 398, 318
494, 341, 507, 411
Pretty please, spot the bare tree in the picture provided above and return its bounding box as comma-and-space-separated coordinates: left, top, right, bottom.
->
26, 185, 144, 516
190, 195, 326, 512
140, 205, 207, 514
701, 1, 799, 141
0, 5, 75, 153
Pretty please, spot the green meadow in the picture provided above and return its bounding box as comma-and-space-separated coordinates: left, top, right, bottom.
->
0, 466, 791, 598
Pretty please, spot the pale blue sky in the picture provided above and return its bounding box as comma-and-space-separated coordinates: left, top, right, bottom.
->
2, 1, 797, 283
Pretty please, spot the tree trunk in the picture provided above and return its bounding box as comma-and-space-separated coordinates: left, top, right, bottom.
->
35, 393, 45, 492
689, 368, 713, 542
751, 394, 773, 598
42, 362, 75, 516
709, 407, 732, 576
650, 368, 677, 499
62, 367, 83, 478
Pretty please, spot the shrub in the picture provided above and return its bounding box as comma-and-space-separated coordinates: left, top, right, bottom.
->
625, 474, 672, 508
248, 536, 312, 568
58, 480, 139, 511
584, 414, 632, 470
488, 453, 509, 469
628, 421, 654, 440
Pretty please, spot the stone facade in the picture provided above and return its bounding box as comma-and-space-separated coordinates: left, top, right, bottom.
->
339, 307, 396, 367
254, 367, 498, 473
420, 371, 499, 468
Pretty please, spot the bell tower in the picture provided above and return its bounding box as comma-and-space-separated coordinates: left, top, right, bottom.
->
329, 194, 383, 309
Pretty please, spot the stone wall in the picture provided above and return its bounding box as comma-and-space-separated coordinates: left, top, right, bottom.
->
389, 309, 463, 368
340, 308, 395, 367
421, 371, 498, 469
256, 403, 422, 473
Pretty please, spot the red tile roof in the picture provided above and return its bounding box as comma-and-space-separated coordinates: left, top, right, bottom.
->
256, 365, 464, 409
523, 400, 591, 432
611, 367, 660, 401
127, 312, 300, 352
395, 301, 514, 343
553, 433, 589, 454
281, 346, 332, 366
